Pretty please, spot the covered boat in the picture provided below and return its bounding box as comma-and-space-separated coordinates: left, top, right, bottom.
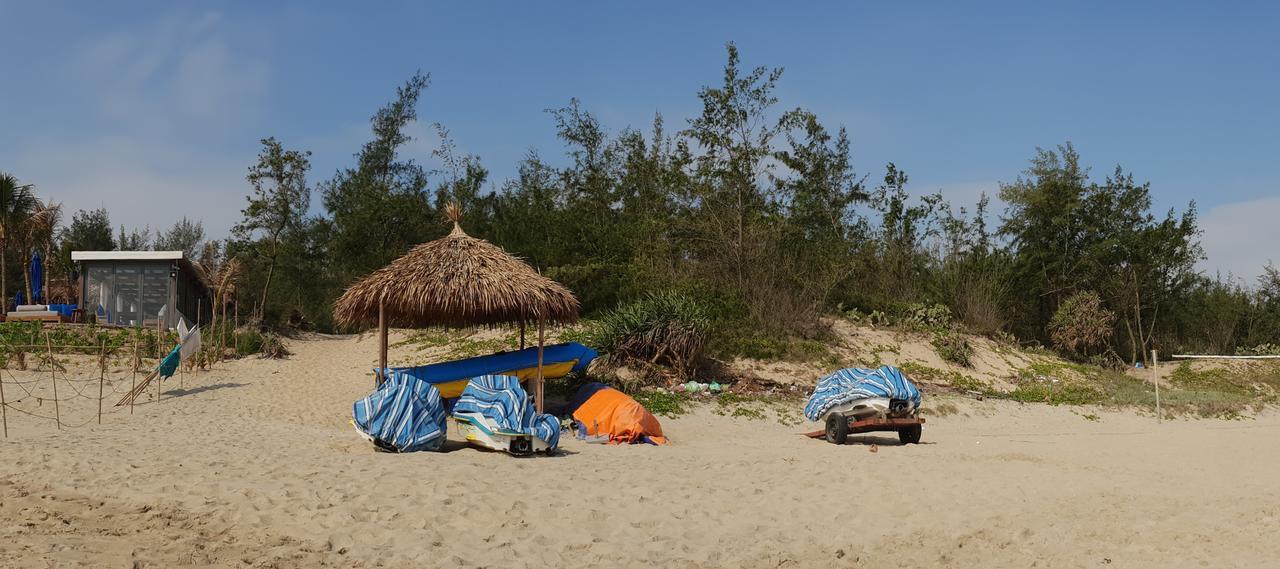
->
804, 365, 921, 429
352, 370, 449, 452
565, 383, 667, 445
452, 375, 561, 455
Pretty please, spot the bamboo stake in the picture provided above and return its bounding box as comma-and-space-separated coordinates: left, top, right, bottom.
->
536, 316, 545, 413
1, 364, 9, 438
98, 339, 105, 424
1152, 349, 1161, 424
46, 333, 60, 430
130, 337, 137, 415
156, 321, 162, 401
221, 299, 228, 363
116, 368, 160, 407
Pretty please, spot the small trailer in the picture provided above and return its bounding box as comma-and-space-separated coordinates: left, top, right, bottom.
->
804, 415, 925, 445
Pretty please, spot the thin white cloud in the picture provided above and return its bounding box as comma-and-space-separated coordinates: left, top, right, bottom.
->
1198, 195, 1280, 283
16, 11, 267, 240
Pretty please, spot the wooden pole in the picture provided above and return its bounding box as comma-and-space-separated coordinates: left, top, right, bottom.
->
222, 299, 228, 358
46, 333, 60, 430
98, 339, 105, 424
377, 300, 387, 388
519, 320, 526, 350
234, 301, 239, 355
535, 316, 545, 413
1152, 349, 1161, 424
130, 337, 137, 415
156, 320, 163, 401
1, 361, 8, 438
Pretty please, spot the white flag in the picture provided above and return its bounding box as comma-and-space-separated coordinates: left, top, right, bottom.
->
177, 318, 201, 362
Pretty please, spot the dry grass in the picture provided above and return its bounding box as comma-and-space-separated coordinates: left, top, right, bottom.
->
333, 204, 580, 329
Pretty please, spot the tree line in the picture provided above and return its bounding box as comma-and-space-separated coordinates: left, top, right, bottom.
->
5, 44, 1277, 364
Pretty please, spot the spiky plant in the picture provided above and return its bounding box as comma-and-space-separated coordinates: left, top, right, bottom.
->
592, 291, 711, 379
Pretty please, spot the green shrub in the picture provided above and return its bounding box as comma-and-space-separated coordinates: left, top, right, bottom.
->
590, 292, 711, 377
899, 302, 955, 331
931, 330, 973, 367
1005, 382, 1102, 405
631, 389, 691, 418
1237, 343, 1280, 356
1048, 291, 1115, 358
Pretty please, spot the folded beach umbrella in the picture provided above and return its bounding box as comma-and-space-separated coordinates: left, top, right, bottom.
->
30, 251, 43, 303
566, 382, 667, 445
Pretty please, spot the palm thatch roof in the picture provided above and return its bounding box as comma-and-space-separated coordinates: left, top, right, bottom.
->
333, 204, 579, 329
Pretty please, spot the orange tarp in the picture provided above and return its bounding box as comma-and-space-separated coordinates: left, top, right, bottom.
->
572, 387, 668, 445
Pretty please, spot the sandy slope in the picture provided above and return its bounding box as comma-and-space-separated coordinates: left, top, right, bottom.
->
2, 333, 1279, 568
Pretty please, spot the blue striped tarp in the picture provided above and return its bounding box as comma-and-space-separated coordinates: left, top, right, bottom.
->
803, 365, 922, 422
454, 375, 560, 450
352, 370, 448, 452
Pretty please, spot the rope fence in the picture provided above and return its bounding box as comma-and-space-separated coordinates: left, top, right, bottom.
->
0, 331, 195, 437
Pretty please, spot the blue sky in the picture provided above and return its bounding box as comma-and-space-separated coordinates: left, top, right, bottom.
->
2, 2, 1277, 279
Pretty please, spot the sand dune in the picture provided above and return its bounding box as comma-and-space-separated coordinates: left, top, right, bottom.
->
2, 333, 1278, 568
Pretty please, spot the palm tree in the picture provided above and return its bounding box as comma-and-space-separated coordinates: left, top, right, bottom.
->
0, 172, 39, 313
11, 201, 62, 303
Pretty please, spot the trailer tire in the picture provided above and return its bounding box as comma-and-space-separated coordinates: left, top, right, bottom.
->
826, 414, 849, 445
899, 424, 922, 445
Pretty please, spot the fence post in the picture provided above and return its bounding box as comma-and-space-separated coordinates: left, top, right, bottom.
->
98, 339, 105, 425
1152, 349, 1161, 424
1, 366, 8, 438
46, 333, 60, 430
130, 337, 137, 415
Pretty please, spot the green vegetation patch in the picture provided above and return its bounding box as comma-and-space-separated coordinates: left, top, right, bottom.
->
631, 389, 691, 419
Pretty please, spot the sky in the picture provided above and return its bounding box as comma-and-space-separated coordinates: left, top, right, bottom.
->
1, 1, 1277, 280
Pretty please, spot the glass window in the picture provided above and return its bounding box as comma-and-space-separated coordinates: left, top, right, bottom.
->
142, 265, 170, 326
113, 264, 141, 326
85, 265, 111, 323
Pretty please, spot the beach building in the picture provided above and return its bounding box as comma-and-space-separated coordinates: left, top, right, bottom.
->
72, 250, 211, 329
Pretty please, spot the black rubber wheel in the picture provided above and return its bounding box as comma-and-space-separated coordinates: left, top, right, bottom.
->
826, 414, 849, 445
899, 424, 922, 445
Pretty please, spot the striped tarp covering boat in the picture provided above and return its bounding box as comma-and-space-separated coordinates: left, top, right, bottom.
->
454, 375, 561, 450
352, 370, 448, 452
803, 365, 922, 422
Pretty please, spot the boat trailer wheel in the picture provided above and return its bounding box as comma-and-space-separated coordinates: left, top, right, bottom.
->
825, 414, 849, 445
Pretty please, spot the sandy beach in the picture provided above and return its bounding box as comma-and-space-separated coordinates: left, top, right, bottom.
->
2, 333, 1279, 568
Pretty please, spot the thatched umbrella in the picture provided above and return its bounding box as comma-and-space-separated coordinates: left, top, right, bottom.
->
333, 204, 579, 411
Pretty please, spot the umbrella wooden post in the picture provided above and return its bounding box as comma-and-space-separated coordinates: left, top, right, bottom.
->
377, 300, 388, 388
536, 316, 545, 413
519, 320, 526, 350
